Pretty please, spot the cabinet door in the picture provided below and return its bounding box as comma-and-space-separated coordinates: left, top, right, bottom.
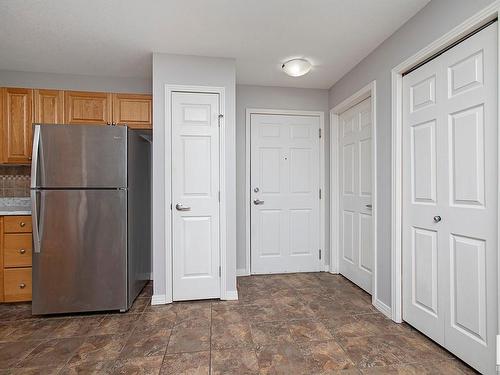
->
0, 217, 3, 302
4, 267, 31, 302
112, 93, 152, 129
64, 91, 112, 125
34, 89, 64, 124
2, 88, 33, 164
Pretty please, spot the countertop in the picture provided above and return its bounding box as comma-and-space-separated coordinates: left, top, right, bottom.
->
0, 197, 31, 215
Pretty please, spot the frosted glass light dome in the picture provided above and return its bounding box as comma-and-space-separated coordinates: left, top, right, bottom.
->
281, 59, 312, 77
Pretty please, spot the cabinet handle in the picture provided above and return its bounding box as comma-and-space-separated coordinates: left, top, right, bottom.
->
19, 249, 26, 254
19, 283, 26, 289
19, 222, 25, 227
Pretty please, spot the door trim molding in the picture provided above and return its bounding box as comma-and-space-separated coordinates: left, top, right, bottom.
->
329, 81, 381, 314
164, 84, 227, 302
244, 108, 326, 276
390, 1, 500, 323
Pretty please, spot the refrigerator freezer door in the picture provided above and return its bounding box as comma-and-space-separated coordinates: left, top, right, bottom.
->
32, 124, 127, 188
32, 189, 127, 314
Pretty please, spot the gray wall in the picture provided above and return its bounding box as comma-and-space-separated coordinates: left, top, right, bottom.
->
0, 70, 151, 93
152, 53, 237, 298
236, 85, 329, 272
328, 0, 496, 307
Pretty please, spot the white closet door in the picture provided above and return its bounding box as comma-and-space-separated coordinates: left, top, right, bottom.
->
339, 98, 373, 293
250, 114, 320, 274
403, 23, 497, 375
172, 92, 220, 301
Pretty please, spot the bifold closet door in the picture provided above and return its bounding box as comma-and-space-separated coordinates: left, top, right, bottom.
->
338, 97, 373, 294
402, 23, 497, 375
171, 92, 221, 301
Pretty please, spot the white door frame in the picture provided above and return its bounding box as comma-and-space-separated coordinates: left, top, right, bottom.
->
391, 1, 500, 323
164, 84, 227, 302
329, 82, 383, 315
244, 108, 326, 276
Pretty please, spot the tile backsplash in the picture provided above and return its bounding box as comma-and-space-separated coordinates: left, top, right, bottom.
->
0, 166, 31, 197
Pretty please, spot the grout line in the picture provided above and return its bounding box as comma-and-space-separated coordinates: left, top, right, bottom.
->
208, 301, 213, 375
158, 319, 174, 372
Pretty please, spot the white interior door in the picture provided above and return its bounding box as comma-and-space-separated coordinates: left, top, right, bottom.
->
250, 114, 321, 274
403, 23, 497, 375
172, 91, 220, 301
339, 98, 373, 293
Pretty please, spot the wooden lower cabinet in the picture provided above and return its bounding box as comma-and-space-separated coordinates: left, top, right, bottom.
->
4, 268, 31, 302
4, 234, 32, 267
0, 215, 32, 302
4, 215, 32, 233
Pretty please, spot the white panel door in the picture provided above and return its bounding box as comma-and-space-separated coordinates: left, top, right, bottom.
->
251, 114, 320, 274
339, 98, 373, 293
403, 23, 497, 375
172, 92, 220, 301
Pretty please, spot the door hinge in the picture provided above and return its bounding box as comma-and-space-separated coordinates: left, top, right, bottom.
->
170, 203, 172, 210
218, 191, 220, 202
319, 249, 322, 260
219, 266, 221, 277
497, 335, 500, 370
319, 188, 322, 199
319, 128, 322, 138
218, 114, 223, 127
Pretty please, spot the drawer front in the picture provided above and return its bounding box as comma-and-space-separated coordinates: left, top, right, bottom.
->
4, 216, 32, 233
4, 234, 32, 267
4, 267, 32, 302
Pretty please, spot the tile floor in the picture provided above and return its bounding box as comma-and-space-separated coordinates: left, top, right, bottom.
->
0, 273, 477, 374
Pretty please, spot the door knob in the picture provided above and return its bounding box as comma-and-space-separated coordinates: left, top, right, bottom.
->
19, 249, 26, 254
365, 204, 372, 210
253, 199, 265, 205
175, 203, 191, 211
433, 216, 442, 223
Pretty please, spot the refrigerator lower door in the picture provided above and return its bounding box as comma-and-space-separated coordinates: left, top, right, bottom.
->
32, 189, 127, 315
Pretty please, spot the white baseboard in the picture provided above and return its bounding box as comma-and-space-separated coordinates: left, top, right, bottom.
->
236, 268, 249, 276
223, 290, 239, 300
373, 298, 392, 319
151, 294, 167, 305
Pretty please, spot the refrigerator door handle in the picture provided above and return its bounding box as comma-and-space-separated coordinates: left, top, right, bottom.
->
31, 125, 40, 188
31, 190, 41, 253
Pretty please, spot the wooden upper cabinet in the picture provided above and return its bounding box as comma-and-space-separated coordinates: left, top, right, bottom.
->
112, 93, 152, 129
34, 89, 64, 124
64, 91, 112, 125
1, 88, 33, 164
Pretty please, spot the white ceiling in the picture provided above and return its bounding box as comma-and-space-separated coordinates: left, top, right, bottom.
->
0, 0, 430, 89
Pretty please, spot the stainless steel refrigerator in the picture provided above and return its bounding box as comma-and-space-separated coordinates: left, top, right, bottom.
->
30, 124, 151, 315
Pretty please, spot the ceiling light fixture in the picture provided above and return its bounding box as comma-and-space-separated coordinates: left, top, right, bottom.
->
281, 58, 312, 77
